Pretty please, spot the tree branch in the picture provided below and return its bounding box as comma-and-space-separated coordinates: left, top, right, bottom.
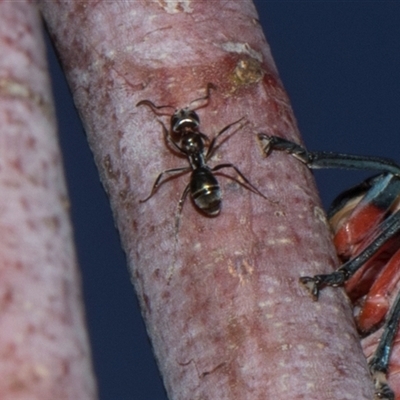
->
40, 1, 373, 398
0, 1, 96, 398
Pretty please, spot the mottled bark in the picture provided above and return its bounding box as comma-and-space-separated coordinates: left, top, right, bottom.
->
0, 1, 96, 399
40, 1, 374, 399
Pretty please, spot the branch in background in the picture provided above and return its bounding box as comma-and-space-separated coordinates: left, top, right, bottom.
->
0, 1, 96, 398
40, 1, 374, 398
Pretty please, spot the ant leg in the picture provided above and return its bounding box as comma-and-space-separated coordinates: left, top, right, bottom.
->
136, 99, 175, 116
140, 167, 190, 203
368, 288, 400, 400
157, 120, 187, 155
206, 117, 246, 159
257, 134, 400, 176
300, 210, 400, 299
175, 184, 191, 232
212, 163, 268, 200
170, 184, 191, 280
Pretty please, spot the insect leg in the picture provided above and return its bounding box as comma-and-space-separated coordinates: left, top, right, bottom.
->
212, 163, 268, 200
206, 118, 246, 159
156, 119, 187, 156
300, 210, 400, 299
140, 167, 190, 203
257, 134, 400, 176
175, 183, 191, 232
368, 288, 400, 400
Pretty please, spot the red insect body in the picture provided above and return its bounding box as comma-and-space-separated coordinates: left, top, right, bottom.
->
330, 182, 400, 397
258, 134, 400, 398
358, 248, 400, 332
332, 200, 386, 257
332, 198, 400, 328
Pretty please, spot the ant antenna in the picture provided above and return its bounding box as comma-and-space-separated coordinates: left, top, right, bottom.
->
187, 83, 216, 111
136, 100, 175, 117
136, 83, 217, 117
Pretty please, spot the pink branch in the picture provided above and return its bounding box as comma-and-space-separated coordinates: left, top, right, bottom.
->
0, 1, 96, 398
40, 1, 373, 398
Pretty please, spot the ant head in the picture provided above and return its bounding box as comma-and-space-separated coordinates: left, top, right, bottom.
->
171, 108, 200, 133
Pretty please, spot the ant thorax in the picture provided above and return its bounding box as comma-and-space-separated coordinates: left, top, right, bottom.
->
180, 133, 205, 155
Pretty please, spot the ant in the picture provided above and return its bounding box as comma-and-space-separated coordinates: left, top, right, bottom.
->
137, 83, 268, 221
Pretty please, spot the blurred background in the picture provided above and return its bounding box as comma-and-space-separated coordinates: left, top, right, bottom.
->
44, 2, 400, 399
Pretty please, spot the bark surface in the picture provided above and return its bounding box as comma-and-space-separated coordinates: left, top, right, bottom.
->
0, 1, 96, 399
40, 1, 374, 399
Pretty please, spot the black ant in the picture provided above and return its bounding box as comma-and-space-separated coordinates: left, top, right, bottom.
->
137, 83, 267, 219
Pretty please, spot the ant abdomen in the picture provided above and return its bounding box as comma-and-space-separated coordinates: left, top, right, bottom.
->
190, 167, 221, 216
